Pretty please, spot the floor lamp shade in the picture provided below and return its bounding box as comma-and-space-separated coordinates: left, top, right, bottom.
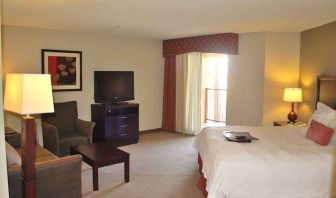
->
4, 74, 54, 115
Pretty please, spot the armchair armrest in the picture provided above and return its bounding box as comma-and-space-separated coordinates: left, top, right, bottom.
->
76, 119, 95, 143
8, 155, 82, 198
42, 121, 60, 156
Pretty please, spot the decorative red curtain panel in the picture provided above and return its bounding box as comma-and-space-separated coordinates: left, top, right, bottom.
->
162, 56, 176, 131
162, 33, 238, 131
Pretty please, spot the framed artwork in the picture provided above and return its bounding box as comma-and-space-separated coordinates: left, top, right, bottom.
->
42, 49, 82, 91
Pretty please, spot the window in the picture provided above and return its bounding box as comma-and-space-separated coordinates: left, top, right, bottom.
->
202, 53, 228, 125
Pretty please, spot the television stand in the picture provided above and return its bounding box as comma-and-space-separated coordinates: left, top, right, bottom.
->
91, 103, 139, 147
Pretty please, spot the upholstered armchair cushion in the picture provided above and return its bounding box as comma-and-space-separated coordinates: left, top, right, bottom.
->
42, 101, 95, 156
42, 121, 60, 155
76, 119, 95, 143
54, 101, 78, 132
59, 131, 88, 155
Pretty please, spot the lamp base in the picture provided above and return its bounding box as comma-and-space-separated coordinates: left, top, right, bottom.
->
287, 102, 298, 123
287, 111, 298, 123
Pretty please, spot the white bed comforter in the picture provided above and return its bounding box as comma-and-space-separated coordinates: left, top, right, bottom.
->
194, 126, 335, 198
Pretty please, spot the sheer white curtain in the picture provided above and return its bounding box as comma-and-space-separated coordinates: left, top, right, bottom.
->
175, 52, 202, 135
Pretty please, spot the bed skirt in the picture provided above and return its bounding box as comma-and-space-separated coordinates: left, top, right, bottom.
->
197, 153, 208, 198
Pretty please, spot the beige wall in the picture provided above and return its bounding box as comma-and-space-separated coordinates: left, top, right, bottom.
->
263, 32, 301, 125
298, 20, 336, 198
2, 25, 303, 135
0, 3, 10, 197
227, 33, 266, 126
3, 26, 164, 143
227, 32, 301, 126
298, 21, 336, 122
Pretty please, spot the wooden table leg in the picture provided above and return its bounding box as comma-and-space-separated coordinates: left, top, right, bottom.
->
93, 165, 99, 191
124, 157, 129, 183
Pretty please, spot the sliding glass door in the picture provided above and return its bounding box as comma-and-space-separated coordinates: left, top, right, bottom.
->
201, 53, 228, 125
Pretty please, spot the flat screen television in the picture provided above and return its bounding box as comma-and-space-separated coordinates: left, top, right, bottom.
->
94, 71, 134, 103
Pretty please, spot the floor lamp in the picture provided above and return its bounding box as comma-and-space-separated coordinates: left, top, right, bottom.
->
4, 74, 54, 198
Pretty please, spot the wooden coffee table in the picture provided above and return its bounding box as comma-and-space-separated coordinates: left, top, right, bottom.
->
70, 142, 130, 191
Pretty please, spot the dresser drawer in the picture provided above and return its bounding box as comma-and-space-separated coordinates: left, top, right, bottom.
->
105, 126, 138, 140
105, 106, 138, 116
105, 114, 138, 139
106, 114, 137, 129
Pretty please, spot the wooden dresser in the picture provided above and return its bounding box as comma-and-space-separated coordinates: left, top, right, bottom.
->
91, 103, 139, 147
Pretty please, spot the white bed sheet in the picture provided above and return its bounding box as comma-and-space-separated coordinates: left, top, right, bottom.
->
194, 126, 335, 198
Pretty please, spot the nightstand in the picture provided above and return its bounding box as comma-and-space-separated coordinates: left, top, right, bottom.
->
273, 121, 307, 126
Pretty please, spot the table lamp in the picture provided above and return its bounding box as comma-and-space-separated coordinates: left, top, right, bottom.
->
4, 74, 54, 198
283, 88, 302, 123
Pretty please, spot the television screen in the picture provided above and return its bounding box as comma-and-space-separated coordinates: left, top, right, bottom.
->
94, 71, 134, 103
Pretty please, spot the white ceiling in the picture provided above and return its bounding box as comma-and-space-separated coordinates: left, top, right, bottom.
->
3, 0, 336, 39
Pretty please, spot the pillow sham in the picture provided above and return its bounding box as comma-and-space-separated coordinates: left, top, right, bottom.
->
316, 102, 336, 114
5, 142, 21, 167
309, 102, 336, 144
306, 119, 334, 146
309, 102, 336, 126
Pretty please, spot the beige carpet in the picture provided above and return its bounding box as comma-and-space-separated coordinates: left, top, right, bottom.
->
82, 131, 203, 198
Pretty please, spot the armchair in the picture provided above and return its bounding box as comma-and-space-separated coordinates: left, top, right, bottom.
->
6, 131, 82, 198
41, 101, 95, 156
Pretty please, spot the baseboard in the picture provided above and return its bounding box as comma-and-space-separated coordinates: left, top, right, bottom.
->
139, 128, 162, 134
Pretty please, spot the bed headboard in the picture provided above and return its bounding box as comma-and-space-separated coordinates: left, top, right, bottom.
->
316, 76, 336, 109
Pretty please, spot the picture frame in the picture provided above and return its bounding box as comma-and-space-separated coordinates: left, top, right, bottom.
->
41, 49, 82, 92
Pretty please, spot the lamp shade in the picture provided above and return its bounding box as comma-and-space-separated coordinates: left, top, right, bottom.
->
283, 88, 302, 102
4, 74, 54, 115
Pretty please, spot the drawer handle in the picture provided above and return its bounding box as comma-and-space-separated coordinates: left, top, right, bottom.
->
121, 125, 128, 128
121, 116, 128, 119
120, 134, 127, 136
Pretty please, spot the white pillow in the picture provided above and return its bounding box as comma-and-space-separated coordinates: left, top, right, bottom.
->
309, 102, 336, 144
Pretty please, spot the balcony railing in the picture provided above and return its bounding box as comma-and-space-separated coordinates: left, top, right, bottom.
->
205, 88, 227, 123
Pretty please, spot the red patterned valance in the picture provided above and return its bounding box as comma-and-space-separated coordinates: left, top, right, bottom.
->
163, 33, 238, 57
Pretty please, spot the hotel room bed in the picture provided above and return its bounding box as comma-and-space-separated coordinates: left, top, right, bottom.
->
194, 76, 336, 198
194, 125, 334, 198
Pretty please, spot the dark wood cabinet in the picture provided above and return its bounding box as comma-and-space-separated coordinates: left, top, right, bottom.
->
91, 103, 139, 146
